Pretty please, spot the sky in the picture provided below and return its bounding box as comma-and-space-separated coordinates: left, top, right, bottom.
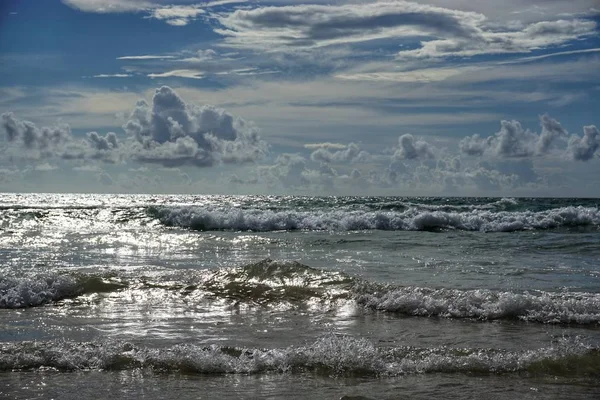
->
0, 0, 599, 196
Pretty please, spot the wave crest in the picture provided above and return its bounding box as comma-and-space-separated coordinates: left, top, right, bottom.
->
0, 274, 128, 309
1, 336, 596, 377
4, 259, 600, 325
355, 286, 600, 324
150, 206, 600, 232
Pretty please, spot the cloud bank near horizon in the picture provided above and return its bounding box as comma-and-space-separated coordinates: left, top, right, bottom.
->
1, 86, 598, 195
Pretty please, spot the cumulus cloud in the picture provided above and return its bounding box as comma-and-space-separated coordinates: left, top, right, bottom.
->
310, 142, 369, 163
1, 112, 71, 149
537, 114, 568, 155
123, 85, 267, 167
0, 112, 120, 163
460, 114, 567, 158
393, 134, 435, 160
567, 125, 600, 161
1, 86, 266, 169
464, 165, 518, 191
378, 150, 533, 194
87, 131, 119, 151
258, 153, 308, 188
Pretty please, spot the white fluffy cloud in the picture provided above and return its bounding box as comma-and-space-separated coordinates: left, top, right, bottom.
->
393, 134, 435, 160
567, 125, 600, 161
123, 86, 268, 167
1, 86, 267, 169
258, 153, 309, 188
459, 114, 568, 158
310, 143, 369, 164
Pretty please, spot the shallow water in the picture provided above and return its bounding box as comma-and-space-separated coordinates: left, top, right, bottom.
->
1, 194, 599, 398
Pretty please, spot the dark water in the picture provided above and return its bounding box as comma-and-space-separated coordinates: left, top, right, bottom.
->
1, 194, 599, 398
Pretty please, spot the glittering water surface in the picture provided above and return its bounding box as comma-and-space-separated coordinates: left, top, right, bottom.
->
1, 194, 599, 399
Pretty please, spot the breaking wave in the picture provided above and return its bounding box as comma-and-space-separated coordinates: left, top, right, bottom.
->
0, 274, 128, 309
1, 336, 597, 377
355, 285, 600, 324
150, 205, 600, 232
3, 259, 600, 325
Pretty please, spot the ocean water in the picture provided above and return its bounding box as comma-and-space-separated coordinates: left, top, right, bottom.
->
1, 193, 599, 399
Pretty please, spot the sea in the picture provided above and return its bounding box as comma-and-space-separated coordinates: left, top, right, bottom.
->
1, 193, 599, 399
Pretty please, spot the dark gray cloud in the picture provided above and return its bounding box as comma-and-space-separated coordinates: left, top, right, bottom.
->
0, 112, 119, 163
1, 112, 71, 150
123, 85, 268, 167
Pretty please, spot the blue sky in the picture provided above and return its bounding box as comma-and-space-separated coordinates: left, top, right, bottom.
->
1, 0, 599, 195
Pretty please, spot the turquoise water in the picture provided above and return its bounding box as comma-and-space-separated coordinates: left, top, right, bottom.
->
1, 194, 599, 399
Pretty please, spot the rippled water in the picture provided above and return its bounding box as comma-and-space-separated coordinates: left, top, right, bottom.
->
1, 194, 599, 399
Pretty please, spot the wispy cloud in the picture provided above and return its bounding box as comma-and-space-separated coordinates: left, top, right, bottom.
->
147, 69, 204, 79
501, 48, 600, 64
62, 0, 247, 26
117, 55, 177, 60
335, 66, 482, 83
92, 73, 132, 78
62, 0, 155, 13
215, 68, 279, 76
212, 1, 597, 61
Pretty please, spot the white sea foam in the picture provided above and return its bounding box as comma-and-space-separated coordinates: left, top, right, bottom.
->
153, 205, 600, 232
4, 263, 599, 326
356, 286, 600, 324
0, 336, 594, 376
0, 274, 127, 309
0, 275, 80, 308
